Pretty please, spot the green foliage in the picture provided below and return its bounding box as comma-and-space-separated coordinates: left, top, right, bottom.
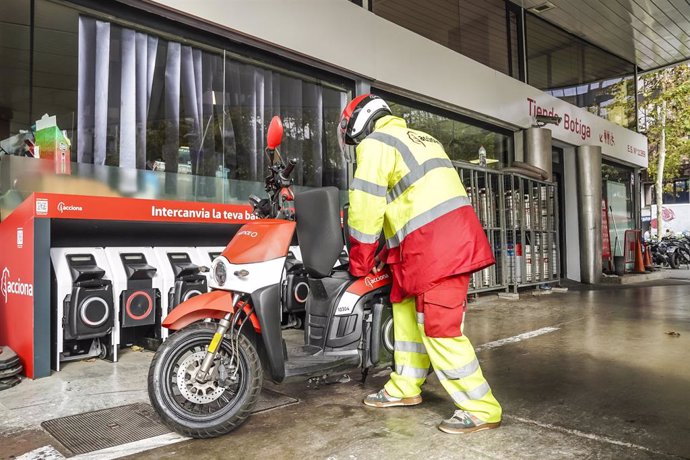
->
639, 63, 690, 181
610, 78, 636, 129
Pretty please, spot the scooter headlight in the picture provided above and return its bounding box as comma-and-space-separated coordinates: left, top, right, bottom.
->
214, 260, 227, 286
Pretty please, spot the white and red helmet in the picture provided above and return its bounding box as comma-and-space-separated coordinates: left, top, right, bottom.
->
338, 94, 392, 161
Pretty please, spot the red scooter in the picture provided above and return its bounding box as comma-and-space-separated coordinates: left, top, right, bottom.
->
148, 117, 394, 438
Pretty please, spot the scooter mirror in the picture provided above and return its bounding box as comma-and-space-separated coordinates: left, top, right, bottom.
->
267, 116, 283, 150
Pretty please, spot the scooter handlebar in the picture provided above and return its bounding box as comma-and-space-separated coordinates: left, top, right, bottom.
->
282, 159, 297, 179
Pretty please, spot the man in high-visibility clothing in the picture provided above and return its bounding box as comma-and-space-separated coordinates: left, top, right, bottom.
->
338, 94, 502, 434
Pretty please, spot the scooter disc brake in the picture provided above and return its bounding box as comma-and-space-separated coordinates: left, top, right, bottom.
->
176, 351, 225, 404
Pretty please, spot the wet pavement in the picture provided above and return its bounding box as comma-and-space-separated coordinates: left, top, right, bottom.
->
2, 278, 690, 459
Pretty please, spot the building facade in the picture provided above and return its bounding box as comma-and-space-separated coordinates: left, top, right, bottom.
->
0, 0, 650, 282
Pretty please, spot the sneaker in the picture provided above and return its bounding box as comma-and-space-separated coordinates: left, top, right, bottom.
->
438, 410, 501, 434
363, 389, 422, 408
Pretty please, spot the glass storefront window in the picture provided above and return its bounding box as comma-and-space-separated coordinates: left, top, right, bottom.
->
0, 0, 31, 152
526, 13, 636, 130
1, 0, 352, 207
375, 92, 513, 169
603, 162, 634, 256
371, 0, 521, 79
661, 179, 690, 204
221, 64, 348, 188
75, 16, 350, 193
32, 0, 79, 151
546, 76, 636, 130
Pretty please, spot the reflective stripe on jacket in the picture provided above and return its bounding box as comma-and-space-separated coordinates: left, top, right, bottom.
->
348, 115, 494, 302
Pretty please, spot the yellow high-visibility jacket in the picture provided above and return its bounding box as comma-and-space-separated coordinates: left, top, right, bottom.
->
348, 115, 494, 301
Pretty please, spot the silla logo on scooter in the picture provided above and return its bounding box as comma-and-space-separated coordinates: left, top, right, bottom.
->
237, 230, 259, 238
364, 273, 389, 288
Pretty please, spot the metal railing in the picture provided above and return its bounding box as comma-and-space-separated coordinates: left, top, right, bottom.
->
504, 173, 560, 291
453, 162, 561, 294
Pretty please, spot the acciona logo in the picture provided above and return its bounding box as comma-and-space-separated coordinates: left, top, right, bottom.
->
57, 202, 83, 213
1, 267, 34, 303
364, 272, 390, 288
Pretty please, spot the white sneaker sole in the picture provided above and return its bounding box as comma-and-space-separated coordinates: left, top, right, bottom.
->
363, 395, 423, 408
438, 421, 501, 434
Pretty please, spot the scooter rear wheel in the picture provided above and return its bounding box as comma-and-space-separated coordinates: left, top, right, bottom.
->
148, 322, 263, 438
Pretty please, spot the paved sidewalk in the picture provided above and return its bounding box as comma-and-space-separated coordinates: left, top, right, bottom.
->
2, 279, 689, 459
666, 267, 690, 280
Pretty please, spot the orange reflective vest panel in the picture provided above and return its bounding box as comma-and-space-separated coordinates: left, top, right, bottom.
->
347, 115, 495, 302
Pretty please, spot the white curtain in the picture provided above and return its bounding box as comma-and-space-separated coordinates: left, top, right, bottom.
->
78, 16, 157, 168
76, 16, 346, 190
163, 41, 180, 172
77, 18, 110, 165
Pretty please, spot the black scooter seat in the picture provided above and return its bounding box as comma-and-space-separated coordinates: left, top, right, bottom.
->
330, 266, 355, 281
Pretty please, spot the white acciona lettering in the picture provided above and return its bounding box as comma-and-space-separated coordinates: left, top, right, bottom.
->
8, 280, 33, 296
1, 267, 34, 303
364, 273, 390, 288
57, 202, 83, 213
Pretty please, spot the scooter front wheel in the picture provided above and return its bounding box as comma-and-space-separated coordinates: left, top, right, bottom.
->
148, 322, 263, 438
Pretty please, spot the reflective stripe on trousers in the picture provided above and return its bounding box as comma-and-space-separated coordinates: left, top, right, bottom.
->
393, 340, 428, 379
384, 297, 502, 423
386, 298, 430, 396
435, 358, 480, 381
395, 340, 427, 354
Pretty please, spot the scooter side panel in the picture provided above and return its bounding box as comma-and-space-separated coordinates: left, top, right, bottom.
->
251, 284, 285, 382
305, 276, 354, 350
335, 268, 392, 316
327, 285, 392, 352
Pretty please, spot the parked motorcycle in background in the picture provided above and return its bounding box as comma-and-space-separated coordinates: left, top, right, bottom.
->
650, 238, 674, 268
668, 233, 690, 269
649, 233, 690, 269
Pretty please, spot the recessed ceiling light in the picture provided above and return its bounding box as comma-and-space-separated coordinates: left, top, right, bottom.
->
529, 2, 556, 14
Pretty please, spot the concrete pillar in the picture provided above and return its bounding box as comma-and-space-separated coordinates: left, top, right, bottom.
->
524, 127, 552, 181
513, 131, 524, 162
576, 145, 602, 284
563, 147, 581, 282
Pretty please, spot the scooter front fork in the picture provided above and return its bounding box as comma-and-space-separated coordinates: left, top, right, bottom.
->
196, 294, 240, 382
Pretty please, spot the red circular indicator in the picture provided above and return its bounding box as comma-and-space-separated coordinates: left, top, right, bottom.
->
125, 290, 153, 320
